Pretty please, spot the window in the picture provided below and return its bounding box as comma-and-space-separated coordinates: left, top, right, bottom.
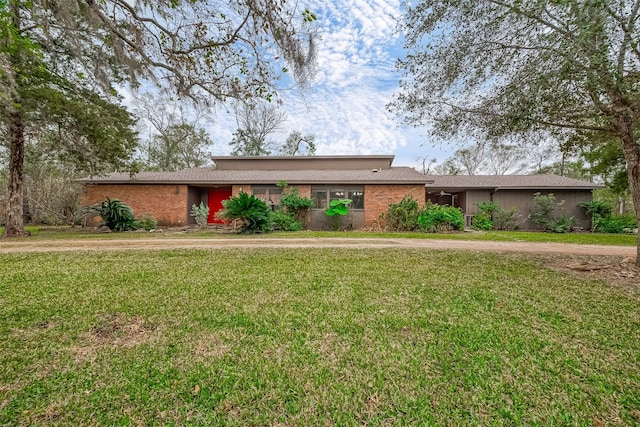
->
312, 189, 327, 209
252, 186, 282, 209
311, 186, 364, 210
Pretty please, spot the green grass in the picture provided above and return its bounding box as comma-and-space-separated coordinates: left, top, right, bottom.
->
1, 249, 638, 425
1, 226, 637, 246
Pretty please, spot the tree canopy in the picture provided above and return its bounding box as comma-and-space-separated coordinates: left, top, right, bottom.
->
1, 0, 317, 236
393, 0, 640, 263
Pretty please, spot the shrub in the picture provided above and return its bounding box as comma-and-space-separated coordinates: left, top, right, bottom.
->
475, 200, 499, 215
595, 214, 637, 234
270, 210, 302, 231
471, 211, 493, 230
417, 202, 464, 233
136, 215, 158, 231
279, 185, 312, 225
493, 207, 522, 231
384, 196, 421, 231
579, 200, 613, 231
219, 192, 271, 233
190, 202, 210, 229
91, 198, 137, 231
529, 193, 576, 233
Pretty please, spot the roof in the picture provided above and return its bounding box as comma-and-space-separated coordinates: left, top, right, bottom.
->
78, 166, 428, 185
425, 174, 601, 191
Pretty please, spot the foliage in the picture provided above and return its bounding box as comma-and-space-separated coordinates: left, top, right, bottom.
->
579, 200, 613, 219
475, 201, 499, 215
278, 185, 312, 227
529, 193, 576, 233
1, 0, 318, 237
325, 199, 352, 217
493, 207, 522, 231
220, 192, 271, 233
279, 131, 316, 156
417, 202, 464, 233
393, 0, 640, 261
383, 196, 421, 231
325, 198, 352, 231
190, 202, 210, 229
594, 215, 638, 234
229, 102, 287, 156
90, 198, 136, 232
269, 210, 302, 232
136, 215, 158, 231
471, 211, 493, 231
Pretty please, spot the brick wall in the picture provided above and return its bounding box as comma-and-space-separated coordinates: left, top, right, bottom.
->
82, 184, 189, 226
364, 185, 426, 227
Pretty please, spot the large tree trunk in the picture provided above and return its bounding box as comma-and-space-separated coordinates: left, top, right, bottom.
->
617, 122, 640, 266
3, 111, 28, 238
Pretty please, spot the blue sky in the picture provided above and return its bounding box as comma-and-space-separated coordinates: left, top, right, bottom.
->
203, 0, 456, 169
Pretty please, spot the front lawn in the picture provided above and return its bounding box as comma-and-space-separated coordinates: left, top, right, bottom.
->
1, 249, 638, 425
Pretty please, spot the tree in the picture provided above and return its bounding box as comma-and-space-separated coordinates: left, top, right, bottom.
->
1, 0, 317, 236
134, 92, 213, 171
394, 0, 640, 264
229, 101, 287, 156
279, 131, 316, 156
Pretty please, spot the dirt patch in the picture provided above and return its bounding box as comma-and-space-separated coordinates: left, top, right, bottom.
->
539, 254, 640, 290
71, 313, 159, 363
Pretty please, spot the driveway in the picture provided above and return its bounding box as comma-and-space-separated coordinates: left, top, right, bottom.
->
0, 237, 636, 257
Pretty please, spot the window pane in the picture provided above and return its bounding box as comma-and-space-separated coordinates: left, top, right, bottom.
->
330, 190, 346, 200
312, 190, 327, 209
252, 188, 267, 202
348, 189, 364, 209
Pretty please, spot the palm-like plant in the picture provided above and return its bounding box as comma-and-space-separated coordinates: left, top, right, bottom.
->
90, 198, 137, 231
219, 192, 271, 233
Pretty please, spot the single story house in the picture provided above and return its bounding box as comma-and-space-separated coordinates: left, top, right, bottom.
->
80, 155, 427, 229
424, 174, 602, 229
80, 155, 601, 230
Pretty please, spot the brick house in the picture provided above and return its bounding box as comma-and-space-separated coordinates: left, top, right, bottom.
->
80, 155, 600, 230
80, 155, 427, 229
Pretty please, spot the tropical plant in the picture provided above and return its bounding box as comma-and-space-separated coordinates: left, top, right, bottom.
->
190, 202, 210, 229
417, 202, 464, 233
325, 198, 352, 230
90, 198, 136, 231
219, 192, 271, 233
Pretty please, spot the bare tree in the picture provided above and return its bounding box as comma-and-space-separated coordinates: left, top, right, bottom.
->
229, 102, 287, 156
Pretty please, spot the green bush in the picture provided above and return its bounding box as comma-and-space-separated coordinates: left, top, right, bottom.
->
136, 215, 158, 231
219, 192, 271, 234
270, 211, 302, 231
384, 196, 421, 231
493, 207, 522, 231
529, 193, 576, 233
417, 202, 464, 233
595, 215, 637, 234
325, 198, 352, 230
472, 211, 493, 230
279, 186, 312, 226
91, 198, 137, 231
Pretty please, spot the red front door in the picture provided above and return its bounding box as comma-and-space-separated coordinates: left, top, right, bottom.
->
208, 189, 232, 223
